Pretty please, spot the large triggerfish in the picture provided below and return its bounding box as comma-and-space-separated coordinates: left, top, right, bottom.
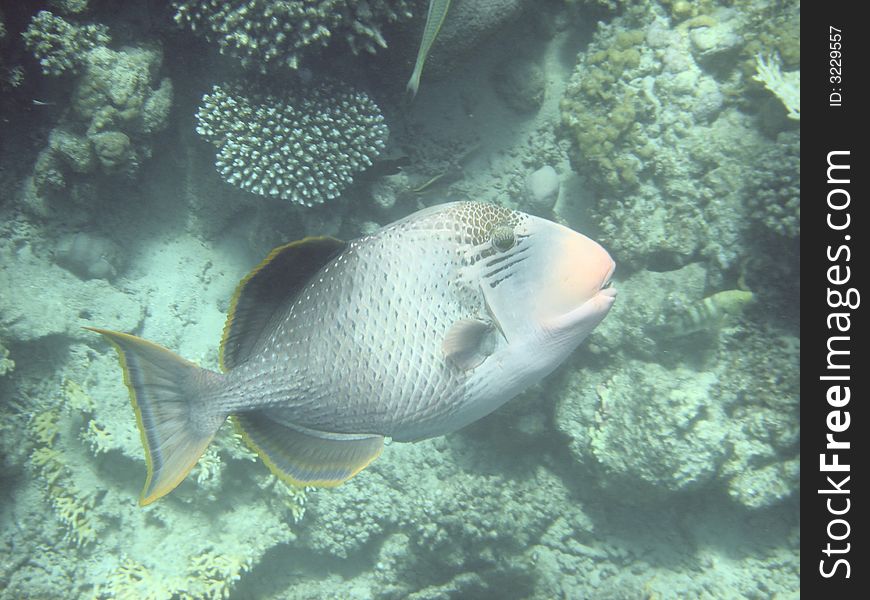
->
90, 202, 616, 505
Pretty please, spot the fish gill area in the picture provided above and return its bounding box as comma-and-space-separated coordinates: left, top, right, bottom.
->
1, 0, 798, 598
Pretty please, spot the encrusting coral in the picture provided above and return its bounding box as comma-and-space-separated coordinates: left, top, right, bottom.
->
195, 82, 388, 205
24, 11, 173, 200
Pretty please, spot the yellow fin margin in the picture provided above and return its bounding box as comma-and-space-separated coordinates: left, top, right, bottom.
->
233, 414, 383, 488
85, 328, 217, 506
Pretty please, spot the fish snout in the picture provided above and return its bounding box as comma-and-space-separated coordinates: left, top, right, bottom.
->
539, 230, 616, 319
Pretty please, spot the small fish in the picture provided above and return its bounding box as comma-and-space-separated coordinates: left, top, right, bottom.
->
655, 289, 754, 338
32, 99, 56, 106
360, 155, 411, 179
89, 202, 615, 505
406, 0, 452, 99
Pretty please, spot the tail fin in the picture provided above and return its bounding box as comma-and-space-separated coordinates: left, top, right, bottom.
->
85, 328, 225, 505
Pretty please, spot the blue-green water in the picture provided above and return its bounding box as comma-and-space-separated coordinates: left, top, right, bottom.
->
0, 1, 799, 598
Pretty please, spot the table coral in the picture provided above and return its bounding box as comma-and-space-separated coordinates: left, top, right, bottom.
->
195, 82, 388, 205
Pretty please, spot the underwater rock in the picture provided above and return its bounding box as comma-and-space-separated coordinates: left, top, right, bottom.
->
558, 359, 729, 500
49, 129, 96, 174
54, 231, 121, 280
524, 165, 560, 213
0, 241, 141, 342
25, 28, 172, 199
690, 75, 724, 123
33, 148, 68, 196
89, 131, 131, 172
370, 172, 410, 210
688, 19, 742, 72
141, 77, 173, 134
425, 0, 533, 81
492, 57, 546, 114
72, 45, 167, 131
589, 262, 707, 359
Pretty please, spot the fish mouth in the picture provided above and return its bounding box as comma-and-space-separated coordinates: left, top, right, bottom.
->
596, 260, 617, 298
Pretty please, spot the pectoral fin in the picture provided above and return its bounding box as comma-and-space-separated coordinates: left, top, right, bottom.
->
442, 318, 496, 371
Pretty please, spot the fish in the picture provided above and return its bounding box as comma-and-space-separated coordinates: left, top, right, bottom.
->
653, 289, 755, 338
88, 202, 616, 505
406, 0, 452, 99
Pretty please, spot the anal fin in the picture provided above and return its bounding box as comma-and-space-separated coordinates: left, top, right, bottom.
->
234, 413, 383, 488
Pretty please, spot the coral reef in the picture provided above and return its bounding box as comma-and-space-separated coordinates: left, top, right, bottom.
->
24, 13, 173, 202
195, 82, 388, 205
559, 3, 799, 276
555, 261, 799, 511
746, 129, 800, 238
0, 0, 801, 597
172, 0, 418, 72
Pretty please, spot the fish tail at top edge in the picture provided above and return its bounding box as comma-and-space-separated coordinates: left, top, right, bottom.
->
85, 327, 227, 505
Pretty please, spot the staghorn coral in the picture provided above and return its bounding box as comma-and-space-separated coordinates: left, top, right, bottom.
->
29, 442, 102, 547
22, 10, 110, 76
188, 548, 255, 599
94, 556, 182, 600
195, 82, 388, 205
172, 0, 418, 72
258, 473, 309, 524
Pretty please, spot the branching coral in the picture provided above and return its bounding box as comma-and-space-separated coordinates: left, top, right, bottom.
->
95, 556, 181, 600
753, 52, 800, 120
29, 444, 101, 547
258, 473, 309, 523
22, 10, 110, 76
27, 383, 105, 548
188, 548, 255, 599
172, 0, 417, 72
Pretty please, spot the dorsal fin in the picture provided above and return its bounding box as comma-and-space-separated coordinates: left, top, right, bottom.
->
220, 236, 346, 371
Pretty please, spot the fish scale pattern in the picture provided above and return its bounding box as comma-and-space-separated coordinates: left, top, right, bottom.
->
195, 82, 388, 206
225, 203, 519, 439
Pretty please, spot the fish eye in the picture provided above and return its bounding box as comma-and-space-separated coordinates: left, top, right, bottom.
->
490, 224, 516, 252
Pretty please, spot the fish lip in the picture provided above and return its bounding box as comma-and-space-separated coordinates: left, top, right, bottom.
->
598, 260, 617, 297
